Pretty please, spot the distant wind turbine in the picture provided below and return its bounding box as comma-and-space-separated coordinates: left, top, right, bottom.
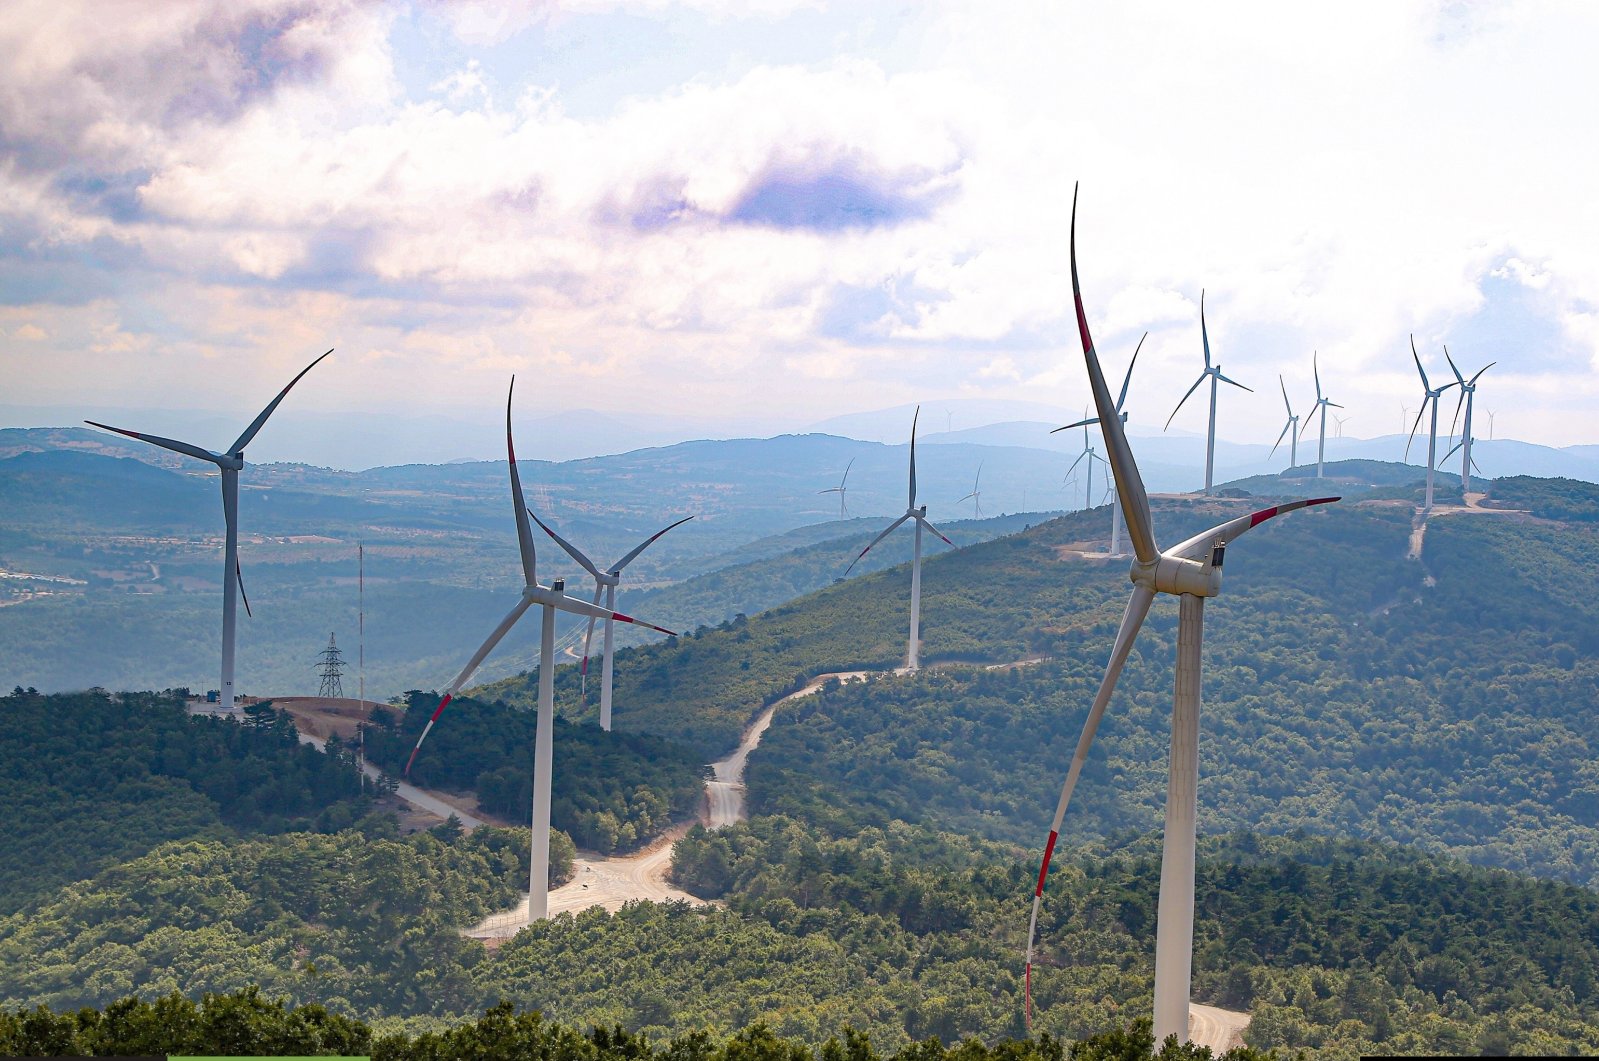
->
844, 407, 953, 671
1298, 352, 1343, 479
1064, 414, 1110, 517
1024, 187, 1339, 1042
1404, 337, 1460, 513
531, 512, 694, 731
956, 462, 984, 518
1166, 293, 1251, 494
1334, 414, 1349, 439
1054, 334, 1143, 555
1443, 349, 1494, 495
85, 349, 332, 710
819, 459, 854, 518
1268, 375, 1299, 471
403, 379, 675, 921
1487, 410, 1496, 440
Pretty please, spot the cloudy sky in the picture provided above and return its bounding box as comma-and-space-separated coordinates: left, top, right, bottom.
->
2, 0, 1596, 460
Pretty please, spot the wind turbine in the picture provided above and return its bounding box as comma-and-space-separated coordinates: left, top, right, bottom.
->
530, 512, 694, 731
1298, 352, 1343, 479
1054, 335, 1144, 555
844, 407, 953, 672
1268, 375, 1299, 471
956, 462, 984, 518
1333, 414, 1348, 439
820, 459, 853, 518
1487, 410, 1496, 440
403, 379, 675, 921
85, 349, 332, 710
1166, 293, 1251, 494
1023, 187, 1338, 1043
1064, 415, 1110, 515
1404, 337, 1460, 514
1443, 349, 1494, 495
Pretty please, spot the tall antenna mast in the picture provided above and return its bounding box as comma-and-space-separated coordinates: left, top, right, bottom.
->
316, 632, 346, 698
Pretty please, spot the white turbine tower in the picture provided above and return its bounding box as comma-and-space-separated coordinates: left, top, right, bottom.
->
1443, 349, 1494, 495
1299, 353, 1343, 480
1166, 293, 1251, 494
1404, 336, 1460, 514
1054, 334, 1144, 556
845, 407, 953, 672
820, 459, 854, 519
1023, 187, 1339, 1043
85, 349, 332, 710
403, 379, 675, 920
956, 462, 984, 518
530, 512, 694, 731
1268, 375, 1299, 471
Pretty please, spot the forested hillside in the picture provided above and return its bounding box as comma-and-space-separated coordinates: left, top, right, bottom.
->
476, 487, 1599, 890
364, 692, 707, 854
0, 688, 377, 916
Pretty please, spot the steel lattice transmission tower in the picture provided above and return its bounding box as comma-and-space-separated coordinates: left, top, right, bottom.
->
316, 632, 346, 698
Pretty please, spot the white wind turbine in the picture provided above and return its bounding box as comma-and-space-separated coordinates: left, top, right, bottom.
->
1299, 352, 1343, 480
403, 379, 675, 920
844, 407, 954, 672
1404, 336, 1460, 514
86, 349, 332, 710
1442, 349, 1494, 495
1064, 415, 1111, 521
820, 459, 854, 519
1166, 292, 1252, 494
956, 462, 984, 518
1023, 187, 1339, 1043
1268, 375, 1299, 471
1053, 334, 1144, 556
531, 512, 694, 732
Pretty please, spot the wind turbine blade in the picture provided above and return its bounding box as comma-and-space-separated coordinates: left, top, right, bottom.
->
1115, 333, 1146, 411
1164, 496, 1341, 564
1469, 362, 1495, 386
530, 512, 602, 581
613, 515, 695, 573
1328, 401, 1345, 409
918, 516, 954, 546
1164, 374, 1208, 430
1065, 450, 1088, 478
844, 514, 912, 575
236, 559, 252, 618
1025, 584, 1155, 1027
1069, 184, 1157, 563
1279, 375, 1293, 418
84, 421, 220, 465
1052, 416, 1099, 433
1444, 346, 1465, 386
1448, 387, 1468, 439
405, 594, 536, 775
1442, 438, 1465, 463
580, 587, 601, 697
1411, 335, 1431, 393
956, 491, 977, 504
1199, 290, 1212, 369
505, 378, 538, 586
228, 349, 333, 454
841, 457, 853, 489
1313, 352, 1322, 402
1404, 402, 1428, 461
1298, 415, 1314, 442
908, 406, 920, 508
1269, 420, 1292, 458
1217, 372, 1252, 392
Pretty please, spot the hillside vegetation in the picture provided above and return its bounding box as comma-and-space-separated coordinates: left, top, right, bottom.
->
0, 688, 376, 916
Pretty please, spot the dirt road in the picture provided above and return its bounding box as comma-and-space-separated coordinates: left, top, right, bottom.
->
705, 670, 868, 829
1188, 1003, 1250, 1053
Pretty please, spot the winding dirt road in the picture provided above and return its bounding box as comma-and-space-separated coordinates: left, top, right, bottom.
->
463, 669, 871, 936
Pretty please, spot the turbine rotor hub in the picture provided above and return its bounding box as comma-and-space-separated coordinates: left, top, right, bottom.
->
1132, 554, 1222, 598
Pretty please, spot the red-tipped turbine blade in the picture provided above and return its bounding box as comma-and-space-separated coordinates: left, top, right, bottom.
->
404, 693, 453, 776
612, 611, 676, 637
